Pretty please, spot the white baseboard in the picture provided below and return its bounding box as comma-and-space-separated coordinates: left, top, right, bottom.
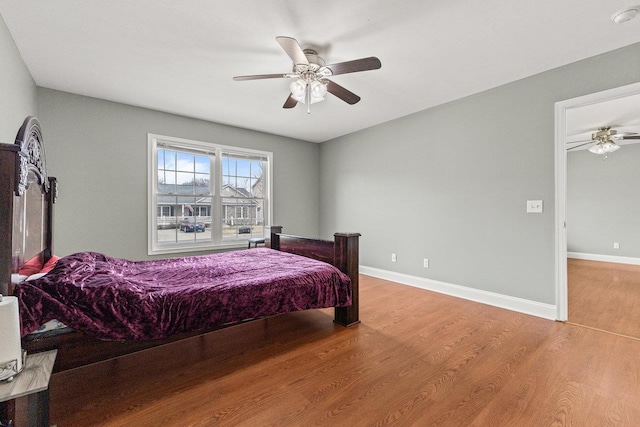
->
567, 252, 640, 266
359, 266, 557, 320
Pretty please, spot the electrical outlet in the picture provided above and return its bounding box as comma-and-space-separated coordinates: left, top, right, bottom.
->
614, 242, 620, 249
423, 258, 429, 268
391, 253, 397, 262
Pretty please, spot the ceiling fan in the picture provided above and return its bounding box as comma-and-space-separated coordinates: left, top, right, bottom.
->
233, 36, 382, 114
567, 126, 640, 158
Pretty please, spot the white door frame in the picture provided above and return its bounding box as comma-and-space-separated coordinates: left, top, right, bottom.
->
554, 81, 640, 320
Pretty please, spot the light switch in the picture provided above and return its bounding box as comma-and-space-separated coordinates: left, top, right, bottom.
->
527, 200, 543, 213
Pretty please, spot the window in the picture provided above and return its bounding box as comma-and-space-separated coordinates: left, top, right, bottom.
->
148, 134, 272, 255
157, 206, 173, 217
193, 206, 209, 216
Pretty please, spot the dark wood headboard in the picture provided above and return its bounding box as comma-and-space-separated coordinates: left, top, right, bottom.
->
0, 116, 56, 295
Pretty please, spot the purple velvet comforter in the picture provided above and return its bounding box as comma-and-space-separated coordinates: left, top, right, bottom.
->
15, 249, 352, 340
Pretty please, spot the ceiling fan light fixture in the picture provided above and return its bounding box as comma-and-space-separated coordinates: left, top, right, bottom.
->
310, 80, 327, 101
588, 139, 620, 155
603, 141, 620, 153
289, 79, 307, 102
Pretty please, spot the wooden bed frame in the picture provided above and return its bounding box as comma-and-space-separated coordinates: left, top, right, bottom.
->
0, 117, 360, 373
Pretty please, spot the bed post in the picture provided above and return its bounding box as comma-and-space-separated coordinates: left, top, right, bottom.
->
45, 177, 57, 260
0, 143, 20, 295
269, 225, 283, 250
333, 232, 361, 327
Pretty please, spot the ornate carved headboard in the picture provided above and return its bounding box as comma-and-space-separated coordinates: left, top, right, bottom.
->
0, 116, 56, 295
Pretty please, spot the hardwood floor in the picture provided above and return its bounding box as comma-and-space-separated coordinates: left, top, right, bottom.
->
568, 258, 640, 339
45, 275, 640, 426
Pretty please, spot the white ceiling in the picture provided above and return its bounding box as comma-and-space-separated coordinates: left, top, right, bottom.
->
1, 1, 640, 143
566, 92, 640, 148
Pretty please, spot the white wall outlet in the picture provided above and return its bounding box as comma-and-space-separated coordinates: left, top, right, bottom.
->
391, 253, 397, 262
526, 200, 543, 213
423, 258, 429, 268
614, 242, 620, 249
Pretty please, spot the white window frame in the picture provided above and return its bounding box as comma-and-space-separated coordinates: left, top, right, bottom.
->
148, 133, 272, 255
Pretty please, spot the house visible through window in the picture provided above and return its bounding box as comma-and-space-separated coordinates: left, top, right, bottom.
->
157, 206, 174, 217
148, 134, 272, 255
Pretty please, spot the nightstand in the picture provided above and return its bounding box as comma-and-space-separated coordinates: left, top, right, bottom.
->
0, 350, 57, 427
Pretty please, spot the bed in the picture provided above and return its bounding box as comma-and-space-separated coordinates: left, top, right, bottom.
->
0, 116, 360, 373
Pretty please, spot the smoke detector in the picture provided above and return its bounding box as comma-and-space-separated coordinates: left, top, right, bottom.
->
611, 6, 640, 23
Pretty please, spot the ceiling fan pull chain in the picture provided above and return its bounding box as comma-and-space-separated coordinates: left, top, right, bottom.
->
306, 84, 311, 114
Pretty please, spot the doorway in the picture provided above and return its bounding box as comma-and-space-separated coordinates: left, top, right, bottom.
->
555, 82, 640, 334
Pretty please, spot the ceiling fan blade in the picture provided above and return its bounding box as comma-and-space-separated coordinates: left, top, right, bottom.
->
233, 73, 296, 81
276, 36, 309, 65
567, 141, 594, 151
325, 57, 382, 76
325, 80, 361, 105
283, 94, 298, 109
566, 138, 593, 144
617, 135, 640, 140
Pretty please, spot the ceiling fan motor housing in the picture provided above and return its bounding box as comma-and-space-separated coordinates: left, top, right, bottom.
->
293, 49, 332, 82
302, 49, 324, 67
593, 126, 616, 140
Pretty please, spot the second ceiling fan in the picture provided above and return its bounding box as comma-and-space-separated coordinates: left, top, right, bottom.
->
567, 126, 640, 158
233, 36, 382, 113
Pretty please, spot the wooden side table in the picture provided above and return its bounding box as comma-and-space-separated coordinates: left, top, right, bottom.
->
247, 237, 265, 248
0, 350, 57, 427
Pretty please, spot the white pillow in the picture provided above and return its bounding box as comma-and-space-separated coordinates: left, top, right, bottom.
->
11, 274, 28, 284
26, 272, 48, 281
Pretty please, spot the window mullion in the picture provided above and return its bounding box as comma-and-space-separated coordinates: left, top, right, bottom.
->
212, 148, 223, 244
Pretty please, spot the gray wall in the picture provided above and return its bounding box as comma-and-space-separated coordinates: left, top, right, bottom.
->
568, 144, 640, 258
6, 11, 640, 305
36, 88, 320, 260
0, 14, 36, 142
319, 43, 640, 305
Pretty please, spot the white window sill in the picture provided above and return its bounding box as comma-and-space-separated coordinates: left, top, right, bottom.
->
148, 240, 251, 256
